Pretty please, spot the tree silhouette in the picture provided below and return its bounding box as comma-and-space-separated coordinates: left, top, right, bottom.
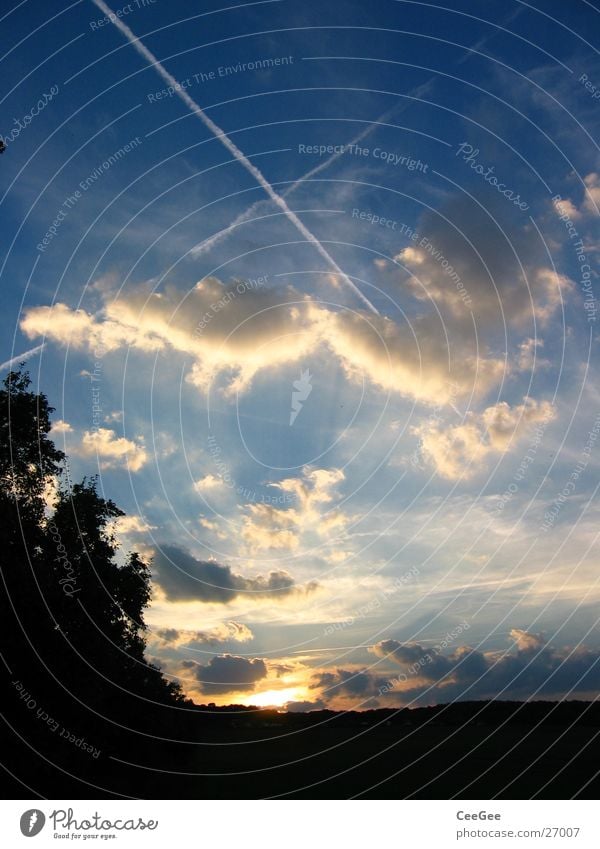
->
1, 369, 184, 795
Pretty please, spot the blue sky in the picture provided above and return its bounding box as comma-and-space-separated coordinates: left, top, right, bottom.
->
2, 0, 600, 708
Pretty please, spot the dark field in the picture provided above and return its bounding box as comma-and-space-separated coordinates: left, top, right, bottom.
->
4, 701, 599, 799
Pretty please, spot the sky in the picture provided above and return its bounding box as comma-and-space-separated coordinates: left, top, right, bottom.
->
1, 0, 600, 710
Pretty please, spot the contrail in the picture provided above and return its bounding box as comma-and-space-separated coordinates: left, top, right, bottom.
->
192, 16, 513, 262
0, 343, 45, 371
92, 0, 378, 314
191, 82, 434, 259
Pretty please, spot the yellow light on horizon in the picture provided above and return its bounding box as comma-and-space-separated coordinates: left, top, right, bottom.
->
247, 687, 305, 708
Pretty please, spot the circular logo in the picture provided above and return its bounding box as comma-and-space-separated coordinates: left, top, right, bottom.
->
19, 810, 45, 837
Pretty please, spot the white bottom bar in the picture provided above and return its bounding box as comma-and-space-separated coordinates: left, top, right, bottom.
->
1, 800, 597, 847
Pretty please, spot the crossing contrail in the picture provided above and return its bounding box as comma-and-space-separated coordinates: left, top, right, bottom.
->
191, 82, 434, 259
92, 0, 379, 314
0, 343, 45, 371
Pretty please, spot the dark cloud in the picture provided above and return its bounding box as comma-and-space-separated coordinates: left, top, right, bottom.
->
372, 630, 600, 702
310, 668, 389, 698
185, 654, 268, 694
156, 627, 179, 643
286, 699, 326, 712
309, 632, 600, 707
396, 194, 570, 330
372, 638, 468, 683
155, 621, 253, 646
152, 544, 312, 603
271, 663, 294, 677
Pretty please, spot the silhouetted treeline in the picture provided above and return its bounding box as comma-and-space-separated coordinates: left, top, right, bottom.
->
0, 370, 189, 796
190, 700, 600, 729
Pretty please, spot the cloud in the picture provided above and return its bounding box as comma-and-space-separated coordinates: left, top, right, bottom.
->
391, 197, 573, 327
413, 397, 555, 479
552, 195, 582, 222
285, 699, 326, 712
371, 629, 600, 703
50, 419, 73, 434
371, 638, 476, 684
21, 277, 504, 406
583, 172, 600, 216
241, 503, 301, 552
184, 654, 268, 694
79, 427, 148, 472
517, 337, 549, 371
154, 621, 253, 647
104, 410, 123, 424
20, 301, 164, 353
193, 474, 224, 492
152, 544, 315, 603
309, 668, 389, 699
199, 517, 227, 539
510, 628, 545, 652
240, 466, 348, 553
307, 631, 600, 707
111, 514, 155, 534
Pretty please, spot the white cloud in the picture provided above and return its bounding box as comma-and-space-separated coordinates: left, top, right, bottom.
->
240, 466, 348, 553
552, 196, 582, 221
79, 427, 148, 472
517, 337, 549, 371
153, 621, 254, 647
50, 419, 73, 434
194, 474, 224, 492
583, 172, 600, 216
413, 397, 556, 480
104, 410, 123, 424
21, 277, 505, 407
112, 514, 155, 534
21, 302, 165, 353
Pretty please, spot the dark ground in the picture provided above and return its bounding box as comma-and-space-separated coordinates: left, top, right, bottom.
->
3, 699, 599, 799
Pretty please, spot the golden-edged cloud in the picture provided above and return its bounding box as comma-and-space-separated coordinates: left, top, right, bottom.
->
153, 621, 253, 647
413, 397, 555, 480
152, 543, 317, 603
240, 466, 349, 553
80, 427, 148, 472
21, 277, 505, 407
